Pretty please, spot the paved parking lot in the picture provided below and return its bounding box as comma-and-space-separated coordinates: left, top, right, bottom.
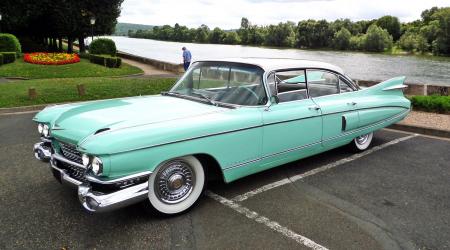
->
1, 112, 449, 250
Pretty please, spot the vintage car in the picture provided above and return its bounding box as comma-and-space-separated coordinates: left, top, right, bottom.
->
33, 58, 410, 214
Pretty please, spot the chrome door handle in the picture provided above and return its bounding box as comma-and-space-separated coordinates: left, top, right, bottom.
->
308, 105, 321, 111
347, 102, 357, 106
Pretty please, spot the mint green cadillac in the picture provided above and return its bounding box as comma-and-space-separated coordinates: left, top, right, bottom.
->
33, 58, 410, 214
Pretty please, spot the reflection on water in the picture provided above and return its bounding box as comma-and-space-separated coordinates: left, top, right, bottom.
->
105, 36, 450, 86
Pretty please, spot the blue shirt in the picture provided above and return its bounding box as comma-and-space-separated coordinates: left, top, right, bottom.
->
183, 50, 192, 62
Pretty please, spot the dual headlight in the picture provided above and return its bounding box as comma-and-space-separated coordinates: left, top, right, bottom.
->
82, 154, 103, 175
37, 123, 50, 137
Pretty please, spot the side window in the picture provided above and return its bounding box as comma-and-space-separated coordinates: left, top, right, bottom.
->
274, 70, 308, 103
266, 73, 276, 96
339, 77, 354, 93
306, 70, 339, 98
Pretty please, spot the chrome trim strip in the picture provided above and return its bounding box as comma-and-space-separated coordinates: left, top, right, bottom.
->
383, 84, 408, 91
224, 108, 410, 171
50, 160, 83, 186
86, 171, 152, 184
52, 153, 87, 169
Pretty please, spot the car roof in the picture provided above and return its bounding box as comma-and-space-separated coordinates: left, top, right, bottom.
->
194, 57, 345, 74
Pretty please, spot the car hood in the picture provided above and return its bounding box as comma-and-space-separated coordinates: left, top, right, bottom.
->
42, 95, 225, 144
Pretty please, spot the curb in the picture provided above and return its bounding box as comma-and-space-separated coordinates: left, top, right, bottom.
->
0, 104, 50, 115
388, 124, 450, 139
4, 77, 30, 80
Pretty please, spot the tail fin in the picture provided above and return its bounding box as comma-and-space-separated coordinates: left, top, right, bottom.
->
365, 76, 407, 94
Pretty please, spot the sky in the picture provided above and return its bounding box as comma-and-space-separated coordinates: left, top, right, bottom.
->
118, 0, 450, 29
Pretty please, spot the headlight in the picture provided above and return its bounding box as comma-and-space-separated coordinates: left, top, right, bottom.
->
82, 154, 90, 166
37, 124, 44, 134
42, 124, 50, 137
91, 157, 103, 175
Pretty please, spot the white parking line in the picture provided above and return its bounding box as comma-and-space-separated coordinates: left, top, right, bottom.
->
206, 191, 329, 250
232, 134, 418, 202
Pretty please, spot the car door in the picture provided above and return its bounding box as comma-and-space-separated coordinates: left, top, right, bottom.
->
307, 69, 359, 148
261, 70, 323, 167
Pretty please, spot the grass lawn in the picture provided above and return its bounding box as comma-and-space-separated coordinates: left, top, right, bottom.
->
0, 77, 176, 108
0, 58, 143, 79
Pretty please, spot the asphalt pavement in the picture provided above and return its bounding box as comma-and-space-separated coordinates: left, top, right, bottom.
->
0, 112, 449, 250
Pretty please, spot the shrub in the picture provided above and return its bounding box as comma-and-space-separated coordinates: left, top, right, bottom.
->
410, 95, 450, 113
89, 38, 117, 56
89, 54, 122, 68
0, 33, 22, 53
0, 54, 3, 66
0, 52, 17, 64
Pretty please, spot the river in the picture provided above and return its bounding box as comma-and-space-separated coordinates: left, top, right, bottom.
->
105, 36, 450, 86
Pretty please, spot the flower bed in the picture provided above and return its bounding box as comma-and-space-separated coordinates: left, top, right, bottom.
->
24, 52, 80, 65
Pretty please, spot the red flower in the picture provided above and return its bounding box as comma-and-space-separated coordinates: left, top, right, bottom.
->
24, 52, 80, 65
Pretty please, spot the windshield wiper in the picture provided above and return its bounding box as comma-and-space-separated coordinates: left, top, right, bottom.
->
190, 91, 217, 106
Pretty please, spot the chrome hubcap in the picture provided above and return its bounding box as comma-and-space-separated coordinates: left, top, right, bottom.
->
155, 161, 194, 204
356, 134, 369, 145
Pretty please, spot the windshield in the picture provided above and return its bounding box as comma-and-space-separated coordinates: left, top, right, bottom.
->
169, 62, 267, 106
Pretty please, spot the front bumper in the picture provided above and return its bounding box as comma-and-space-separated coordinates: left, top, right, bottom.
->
35, 139, 151, 213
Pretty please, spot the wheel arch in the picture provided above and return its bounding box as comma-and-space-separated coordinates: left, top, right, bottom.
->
193, 153, 225, 183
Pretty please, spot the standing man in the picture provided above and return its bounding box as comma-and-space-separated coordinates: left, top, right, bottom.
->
182, 47, 192, 71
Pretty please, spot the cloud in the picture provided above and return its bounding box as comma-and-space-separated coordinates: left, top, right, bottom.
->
118, 0, 450, 29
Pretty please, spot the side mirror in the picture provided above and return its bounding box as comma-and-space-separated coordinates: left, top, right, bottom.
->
270, 95, 279, 104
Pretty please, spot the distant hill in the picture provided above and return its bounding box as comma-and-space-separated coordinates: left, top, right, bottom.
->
114, 22, 154, 36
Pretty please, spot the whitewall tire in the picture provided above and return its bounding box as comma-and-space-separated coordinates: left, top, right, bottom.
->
352, 132, 374, 151
148, 156, 205, 215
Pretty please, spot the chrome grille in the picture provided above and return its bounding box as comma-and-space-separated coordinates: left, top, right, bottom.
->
62, 162, 87, 182
59, 141, 82, 164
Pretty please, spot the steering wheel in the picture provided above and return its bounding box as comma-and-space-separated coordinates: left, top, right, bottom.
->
234, 86, 260, 105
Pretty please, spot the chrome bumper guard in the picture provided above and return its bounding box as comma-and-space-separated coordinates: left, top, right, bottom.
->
34, 138, 150, 213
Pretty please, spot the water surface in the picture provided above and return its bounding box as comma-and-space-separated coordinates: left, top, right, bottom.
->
106, 36, 450, 86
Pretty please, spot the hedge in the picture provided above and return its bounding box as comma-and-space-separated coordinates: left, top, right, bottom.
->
89, 38, 117, 56
410, 95, 450, 114
0, 33, 21, 53
89, 54, 122, 68
0, 52, 16, 64
0, 54, 3, 66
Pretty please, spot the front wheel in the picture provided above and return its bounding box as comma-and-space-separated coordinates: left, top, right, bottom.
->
147, 156, 205, 215
350, 132, 374, 152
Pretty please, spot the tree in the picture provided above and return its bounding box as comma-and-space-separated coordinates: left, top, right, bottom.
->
296, 19, 333, 48
265, 22, 296, 47
222, 31, 241, 44
430, 7, 450, 55
238, 17, 250, 45
333, 27, 351, 50
209, 27, 226, 44
376, 15, 401, 41
398, 32, 419, 52
363, 24, 393, 52
195, 24, 210, 43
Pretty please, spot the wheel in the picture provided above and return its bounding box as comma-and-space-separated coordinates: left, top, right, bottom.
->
147, 156, 205, 215
350, 132, 374, 151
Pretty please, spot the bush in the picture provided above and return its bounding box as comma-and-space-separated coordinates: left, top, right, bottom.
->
89, 38, 117, 56
0, 52, 16, 64
0, 54, 3, 66
89, 54, 122, 68
0, 33, 22, 53
410, 95, 450, 113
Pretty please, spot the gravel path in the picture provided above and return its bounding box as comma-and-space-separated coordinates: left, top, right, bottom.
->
399, 111, 450, 131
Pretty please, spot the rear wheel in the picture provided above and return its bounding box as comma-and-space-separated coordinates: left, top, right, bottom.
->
350, 132, 374, 151
147, 156, 205, 215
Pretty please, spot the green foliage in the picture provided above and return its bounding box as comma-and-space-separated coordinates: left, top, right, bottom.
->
0, 33, 21, 53
0, 52, 17, 64
89, 54, 122, 68
349, 35, 364, 50
410, 95, 450, 113
333, 27, 351, 50
114, 22, 154, 36
222, 31, 241, 44
265, 22, 296, 47
0, 58, 141, 79
0, 77, 175, 108
376, 15, 401, 40
363, 24, 393, 52
430, 7, 450, 55
89, 38, 117, 56
0, 54, 3, 66
209, 28, 226, 44
297, 19, 333, 48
